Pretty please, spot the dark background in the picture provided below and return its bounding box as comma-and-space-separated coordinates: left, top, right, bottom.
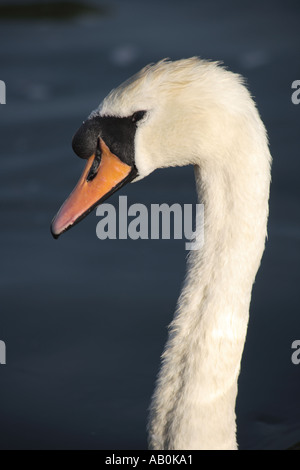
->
0, 0, 300, 450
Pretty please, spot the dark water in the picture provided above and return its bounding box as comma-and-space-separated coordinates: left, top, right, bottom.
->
0, 0, 300, 450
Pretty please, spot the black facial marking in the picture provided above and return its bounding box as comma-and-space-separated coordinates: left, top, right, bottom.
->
86, 138, 102, 182
72, 111, 147, 167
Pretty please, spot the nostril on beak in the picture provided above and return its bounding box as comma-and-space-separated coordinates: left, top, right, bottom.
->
86, 138, 102, 182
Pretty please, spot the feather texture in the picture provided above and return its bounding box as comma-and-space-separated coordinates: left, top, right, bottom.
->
92, 58, 271, 450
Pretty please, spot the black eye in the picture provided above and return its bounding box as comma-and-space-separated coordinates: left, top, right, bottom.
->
132, 110, 146, 123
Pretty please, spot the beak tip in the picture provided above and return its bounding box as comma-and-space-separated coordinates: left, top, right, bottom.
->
51, 231, 60, 240
50, 217, 61, 240
50, 227, 59, 240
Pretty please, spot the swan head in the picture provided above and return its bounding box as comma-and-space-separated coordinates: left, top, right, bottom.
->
51, 57, 263, 238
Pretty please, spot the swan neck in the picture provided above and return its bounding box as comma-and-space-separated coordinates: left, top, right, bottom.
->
149, 148, 270, 450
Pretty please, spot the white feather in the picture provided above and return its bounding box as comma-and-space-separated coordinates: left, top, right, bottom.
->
92, 58, 271, 450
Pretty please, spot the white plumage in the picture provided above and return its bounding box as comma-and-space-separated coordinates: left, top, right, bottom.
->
92, 58, 271, 449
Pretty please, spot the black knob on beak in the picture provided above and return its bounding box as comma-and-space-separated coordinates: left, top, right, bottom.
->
72, 117, 102, 159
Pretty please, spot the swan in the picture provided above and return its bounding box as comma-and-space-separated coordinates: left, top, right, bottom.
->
51, 58, 271, 450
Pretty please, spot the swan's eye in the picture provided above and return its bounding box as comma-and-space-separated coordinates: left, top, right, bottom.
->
131, 110, 146, 123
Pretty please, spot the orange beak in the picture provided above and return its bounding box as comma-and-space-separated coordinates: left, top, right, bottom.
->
51, 138, 136, 238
